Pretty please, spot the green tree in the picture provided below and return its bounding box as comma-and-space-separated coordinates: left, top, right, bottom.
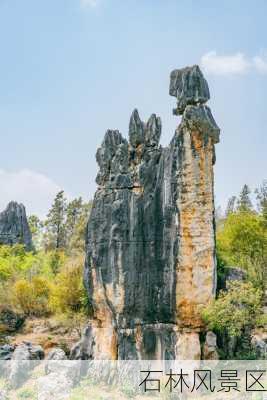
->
225, 196, 236, 216
65, 197, 83, 251
217, 210, 266, 289
237, 184, 253, 212
68, 201, 92, 252
45, 191, 67, 250
28, 215, 43, 249
256, 180, 267, 226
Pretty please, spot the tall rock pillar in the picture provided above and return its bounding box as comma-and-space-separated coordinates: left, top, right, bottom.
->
169, 66, 220, 358
78, 65, 220, 361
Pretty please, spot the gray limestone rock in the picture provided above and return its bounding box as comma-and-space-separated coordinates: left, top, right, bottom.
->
0, 308, 25, 333
169, 65, 210, 115
203, 331, 219, 360
46, 348, 67, 361
224, 266, 246, 290
182, 104, 220, 143
0, 202, 33, 251
81, 65, 220, 360
129, 109, 145, 147
0, 344, 15, 360
37, 366, 79, 400
6, 342, 44, 388
251, 329, 267, 359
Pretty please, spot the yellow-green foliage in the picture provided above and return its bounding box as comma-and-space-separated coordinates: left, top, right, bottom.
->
0, 245, 66, 281
12, 276, 51, 316
217, 210, 267, 288
49, 255, 86, 314
0, 244, 87, 320
202, 281, 265, 338
0, 244, 33, 280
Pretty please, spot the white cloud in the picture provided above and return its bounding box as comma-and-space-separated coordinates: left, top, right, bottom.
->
253, 55, 267, 74
80, 0, 99, 8
201, 51, 250, 76
0, 169, 64, 219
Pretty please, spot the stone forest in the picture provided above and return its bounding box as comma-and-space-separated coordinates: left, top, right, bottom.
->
0, 66, 266, 366
74, 65, 219, 360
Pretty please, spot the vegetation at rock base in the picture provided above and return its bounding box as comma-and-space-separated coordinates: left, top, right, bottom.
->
0, 192, 92, 337
0, 182, 266, 359
202, 281, 266, 357
203, 181, 267, 358
217, 209, 266, 289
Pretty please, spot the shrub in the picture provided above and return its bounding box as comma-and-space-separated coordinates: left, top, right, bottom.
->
202, 281, 265, 338
12, 276, 51, 316
49, 255, 87, 314
217, 211, 267, 289
17, 388, 37, 400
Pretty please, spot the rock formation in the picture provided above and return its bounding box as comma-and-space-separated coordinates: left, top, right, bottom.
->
0, 202, 32, 251
79, 65, 220, 360
0, 308, 25, 334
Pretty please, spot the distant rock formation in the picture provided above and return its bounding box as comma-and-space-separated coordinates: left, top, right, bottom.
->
78, 65, 220, 360
0, 202, 33, 251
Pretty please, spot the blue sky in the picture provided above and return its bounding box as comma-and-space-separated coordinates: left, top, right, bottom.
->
0, 0, 266, 217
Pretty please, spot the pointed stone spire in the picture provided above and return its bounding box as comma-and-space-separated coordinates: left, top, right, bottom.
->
0, 202, 33, 251
129, 109, 145, 147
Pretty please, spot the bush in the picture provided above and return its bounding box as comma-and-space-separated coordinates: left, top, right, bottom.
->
49, 255, 87, 314
0, 244, 90, 326
0, 244, 28, 280
202, 281, 266, 358
202, 281, 265, 338
12, 276, 51, 316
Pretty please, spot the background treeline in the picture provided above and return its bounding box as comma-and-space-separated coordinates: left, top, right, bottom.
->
29, 191, 91, 254
0, 192, 92, 335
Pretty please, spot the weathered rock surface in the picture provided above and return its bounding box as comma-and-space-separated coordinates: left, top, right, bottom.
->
203, 331, 219, 360
5, 342, 44, 388
0, 202, 32, 251
38, 359, 81, 400
46, 348, 67, 361
251, 329, 267, 359
81, 65, 220, 360
225, 266, 246, 288
169, 65, 210, 115
37, 371, 75, 400
0, 308, 25, 334
0, 344, 14, 360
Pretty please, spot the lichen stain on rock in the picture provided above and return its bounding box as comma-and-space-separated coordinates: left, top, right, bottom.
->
176, 127, 216, 330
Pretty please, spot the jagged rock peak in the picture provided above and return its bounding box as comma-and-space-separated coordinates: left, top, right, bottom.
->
0, 201, 33, 251
95, 110, 162, 187
129, 109, 144, 147
145, 113, 162, 147
129, 109, 162, 148
169, 65, 210, 115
